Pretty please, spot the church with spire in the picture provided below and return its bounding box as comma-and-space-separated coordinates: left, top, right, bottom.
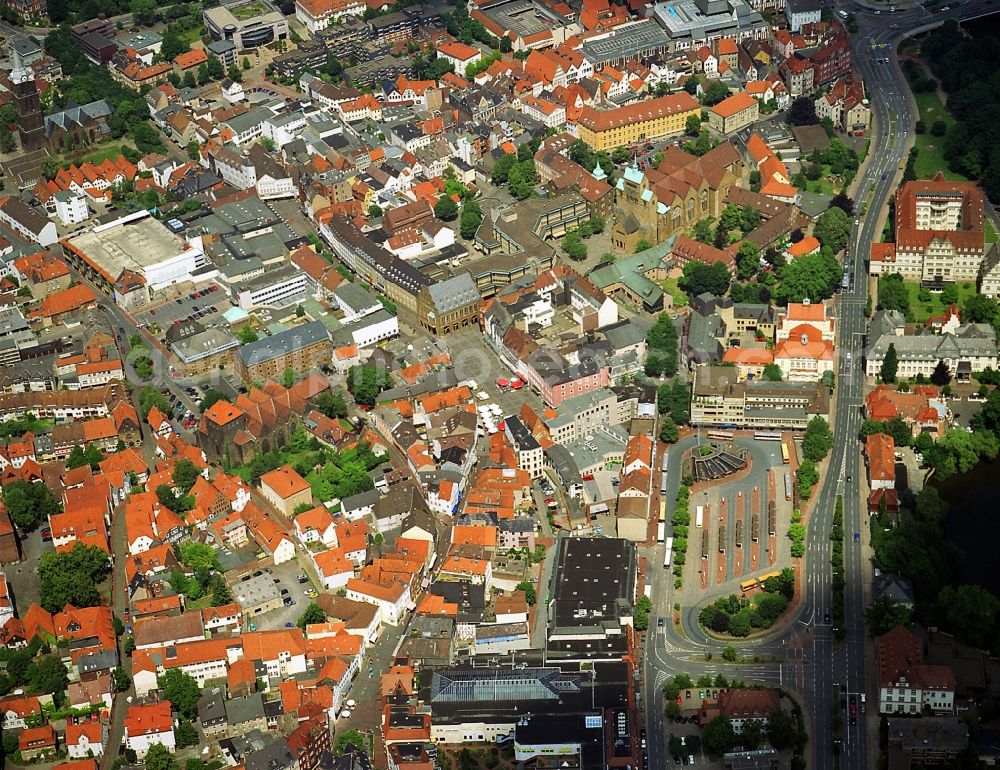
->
9, 46, 45, 152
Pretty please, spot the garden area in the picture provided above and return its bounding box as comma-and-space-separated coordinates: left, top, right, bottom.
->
905, 280, 978, 323
438, 746, 516, 770
698, 568, 795, 637
227, 426, 382, 504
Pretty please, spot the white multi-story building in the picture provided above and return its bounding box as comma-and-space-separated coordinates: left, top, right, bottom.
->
124, 702, 175, 759
870, 176, 986, 284
866, 310, 999, 380
53, 191, 89, 226
345, 577, 411, 625
876, 626, 956, 715
236, 266, 308, 310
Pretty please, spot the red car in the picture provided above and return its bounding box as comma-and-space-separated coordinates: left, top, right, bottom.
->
40, 527, 51, 541
544, 497, 555, 504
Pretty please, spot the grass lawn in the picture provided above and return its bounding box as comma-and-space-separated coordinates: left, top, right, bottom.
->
806, 164, 839, 196
185, 594, 214, 610
176, 24, 205, 47
905, 280, 978, 322
911, 91, 969, 181
986, 218, 998, 244
230, 0, 269, 19
662, 276, 688, 307
61, 142, 135, 167
881, 214, 892, 242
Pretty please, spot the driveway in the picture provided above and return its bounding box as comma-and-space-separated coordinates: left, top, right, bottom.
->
7, 527, 52, 614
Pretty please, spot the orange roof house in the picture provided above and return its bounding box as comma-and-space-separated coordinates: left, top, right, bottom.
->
29, 284, 97, 321
865, 432, 895, 490
173, 49, 208, 71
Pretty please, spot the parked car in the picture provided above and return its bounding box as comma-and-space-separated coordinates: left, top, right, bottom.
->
40, 527, 51, 542
283, 598, 295, 606
297, 574, 309, 584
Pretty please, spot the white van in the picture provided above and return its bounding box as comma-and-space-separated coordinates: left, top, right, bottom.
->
837, 9, 848, 17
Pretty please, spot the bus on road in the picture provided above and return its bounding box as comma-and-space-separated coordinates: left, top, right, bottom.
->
707, 430, 734, 441
659, 499, 667, 522
664, 536, 673, 568
754, 432, 782, 441
780, 443, 790, 464
657, 522, 666, 543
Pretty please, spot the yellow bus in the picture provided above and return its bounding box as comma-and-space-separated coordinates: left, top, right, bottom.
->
780, 443, 790, 464
740, 579, 758, 594
659, 499, 667, 522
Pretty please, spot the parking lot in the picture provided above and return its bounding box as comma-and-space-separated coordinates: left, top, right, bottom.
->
232, 552, 319, 632
134, 284, 234, 332
7, 527, 51, 615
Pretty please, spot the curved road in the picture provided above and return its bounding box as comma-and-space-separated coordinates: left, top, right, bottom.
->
643, 3, 991, 768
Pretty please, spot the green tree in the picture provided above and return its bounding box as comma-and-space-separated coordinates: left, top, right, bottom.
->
459, 200, 483, 239
178, 541, 218, 572
236, 325, 259, 345
562, 231, 587, 260
763, 364, 783, 382
703, 716, 736, 754
634, 239, 653, 254
315, 390, 349, 419
936, 585, 1000, 651
660, 415, 679, 444
346, 364, 392, 408
813, 206, 851, 253
722, 645, 737, 662
735, 240, 760, 280
931, 359, 951, 386
701, 80, 731, 106
491, 153, 517, 185
368, 204, 382, 218
66, 444, 89, 470
646, 314, 678, 376
159, 31, 187, 62
199, 389, 227, 412
678, 260, 731, 297
282, 367, 298, 388
877, 273, 910, 315
145, 744, 178, 770
802, 416, 833, 462
27, 655, 69, 706
766, 707, 797, 749
864, 596, 912, 636
965, 294, 999, 326
297, 602, 326, 630
516, 580, 536, 605
881, 343, 899, 384
634, 595, 653, 630
113, 667, 132, 692
172, 459, 201, 493
158, 669, 201, 719
175, 720, 198, 748
685, 113, 702, 136
775, 250, 841, 304
5, 480, 61, 532
38, 544, 112, 612
434, 195, 458, 221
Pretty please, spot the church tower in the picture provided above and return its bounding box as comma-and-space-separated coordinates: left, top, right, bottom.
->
10, 47, 45, 152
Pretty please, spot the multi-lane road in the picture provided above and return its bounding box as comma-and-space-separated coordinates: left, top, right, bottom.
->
643, 3, 993, 769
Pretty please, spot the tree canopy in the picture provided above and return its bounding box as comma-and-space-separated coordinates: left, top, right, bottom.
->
3, 480, 61, 531
158, 669, 201, 720
38, 544, 111, 613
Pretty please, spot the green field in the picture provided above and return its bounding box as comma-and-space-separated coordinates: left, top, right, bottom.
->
61, 142, 135, 167
986, 218, 998, 244
662, 276, 688, 307
912, 91, 969, 181
905, 280, 977, 322
229, 0, 270, 19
